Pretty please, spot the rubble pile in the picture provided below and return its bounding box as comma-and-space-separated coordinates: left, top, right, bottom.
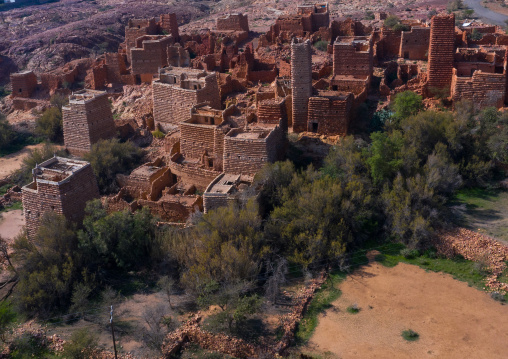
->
0, 185, 22, 210
435, 228, 508, 293
274, 272, 327, 354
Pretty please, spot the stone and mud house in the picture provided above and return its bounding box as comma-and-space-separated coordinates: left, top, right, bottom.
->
152, 66, 221, 132
62, 89, 117, 156
21, 157, 100, 239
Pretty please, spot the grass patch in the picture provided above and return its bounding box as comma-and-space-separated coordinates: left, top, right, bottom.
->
294, 272, 345, 344
179, 343, 238, 358
346, 304, 360, 314
0, 201, 22, 213
152, 129, 165, 139
0, 183, 11, 196
401, 329, 419, 341
376, 243, 487, 290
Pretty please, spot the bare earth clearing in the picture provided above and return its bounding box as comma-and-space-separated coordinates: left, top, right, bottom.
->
307, 262, 508, 359
0, 143, 44, 180
0, 209, 24, 240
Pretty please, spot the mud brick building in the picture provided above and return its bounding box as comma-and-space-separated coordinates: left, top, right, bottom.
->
399, 26, 431, 60
168, 44, 190, 67
427, 14, 456, 92
180, 104, 238, 165
291, 39, 313, 133
62, 90, 116, 156
203, 173, 252, 213
130, 35, 174, 77
152, 67, 221, 131
223, 122, 286, 176
451, 69, 505, 110
216, 13, 249, 32
10, 71, 37, 98
307, 92, 353, 135
257, 98, 287, 125
333, 36, 373, 78
160, 13, 179, 39
22, 157, 99, 239
125, 18, 158, 63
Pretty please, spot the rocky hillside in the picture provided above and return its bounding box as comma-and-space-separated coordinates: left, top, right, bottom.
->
0, 0, 213, 83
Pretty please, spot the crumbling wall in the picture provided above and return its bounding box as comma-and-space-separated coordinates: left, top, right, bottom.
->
216, 13, 249, 32
333, 37, 373, 77
131, 36, 173, 76
169, 153, 221, 190
399, 27, 430, 60
258, 98, 286, 125
451, 69, 505, 110
180, 122, 220, 159
427, 14, 455, 92
10, 71, 37, 98
125, 18, 158, 63
160, 13, 179, 39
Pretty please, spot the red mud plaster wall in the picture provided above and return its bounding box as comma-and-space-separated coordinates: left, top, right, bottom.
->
10, 71, 37, 98
307, 94, 353, 135
399, 27, 430, 60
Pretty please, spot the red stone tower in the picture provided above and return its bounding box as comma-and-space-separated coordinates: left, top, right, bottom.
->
291, 39, 312, 133
427, 14, 455, 93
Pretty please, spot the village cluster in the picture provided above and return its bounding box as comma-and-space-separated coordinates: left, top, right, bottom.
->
9, 2, 508, 236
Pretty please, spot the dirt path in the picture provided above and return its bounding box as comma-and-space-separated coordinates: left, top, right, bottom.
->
464, 0, 508, 25
307, 262, 508, 359
0, 209, 24, 239
0, 144, 44, 180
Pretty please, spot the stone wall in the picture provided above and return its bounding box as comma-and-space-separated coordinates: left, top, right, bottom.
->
291, 39, 312, 133
63, 91, 116, 155
307, 94, 353, 135
216, 13, 249, 32
399, 27, 430, 60
257, 98, 286, 125
427, 14, 455, 92
169, 153, 221, 190
125, 18, 158, 63
180, 122, 221, 159
10, 71, 37, 98
451, 69, 505, 110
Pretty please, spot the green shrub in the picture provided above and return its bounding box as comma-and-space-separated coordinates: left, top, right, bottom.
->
400, 248, 419, 259
490, 291, 506, 303
346, 304, 360, 314
83, 138, 144, 194
35, 107, 63, 143
401, 329, 419, 341
0, 115, 14, 151
314, 40, 328, 52
62, 328, 98, 359
152, 129, 165, 139
0, 301, 17, 342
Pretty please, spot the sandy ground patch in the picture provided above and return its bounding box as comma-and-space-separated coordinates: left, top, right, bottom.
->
0, 209, 24, 240
307, 262, 508, 359
0, 144, 44, 180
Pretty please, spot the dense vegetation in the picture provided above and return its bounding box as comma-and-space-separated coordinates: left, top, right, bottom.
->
1, 91, 506, 354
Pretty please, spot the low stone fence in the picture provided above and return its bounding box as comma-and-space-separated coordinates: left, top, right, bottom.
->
434, 228, 508, 293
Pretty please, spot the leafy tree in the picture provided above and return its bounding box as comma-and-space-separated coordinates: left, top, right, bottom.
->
49, 93, 68, 111
83, 138, 144, 194
366, 131, 404, 186
391, 91, 423, 125
384, 15, 401, 29
172, 200, 265, 293
0, 301, 17, 343
313, 40, 328, 52
78, 200, 157, 271
253, 161, 296, 216
199, 281, 261, 333
12, 212, 79, 317
157, 275, 176, 309
0, 114, 14, 151
35, 107, 63, 143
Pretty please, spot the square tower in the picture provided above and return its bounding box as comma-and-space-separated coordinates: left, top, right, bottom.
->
291, 39, 313, 133
63, 90, 116, 156
21, 157, 100, 238
427, 14, 455, 93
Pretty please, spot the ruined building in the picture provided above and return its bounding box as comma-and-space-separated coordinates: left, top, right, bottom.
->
22, 157, 100, 238
291, 39, 313, 133
427, 14, 455, 93
399, 25, 431, 60
62, 90, 116, 155
203, 173, 252, 213
216, 13, 249, 32
152, 67, 221, 131
10, 71, 37, 98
